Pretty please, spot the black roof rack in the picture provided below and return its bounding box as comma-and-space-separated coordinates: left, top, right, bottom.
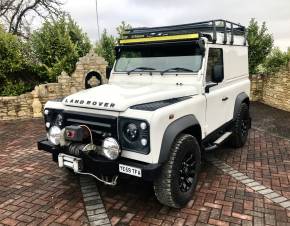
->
123, 19, 247, 46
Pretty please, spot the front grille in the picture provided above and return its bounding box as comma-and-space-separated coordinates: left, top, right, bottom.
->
63, 111, 118, 145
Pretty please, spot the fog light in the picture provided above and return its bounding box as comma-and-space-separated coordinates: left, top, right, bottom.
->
101, 137, 121, 160
44, 109, 49, 115
140, 122, 147, 130
48, 126, 61, 145
141, 138, 148, 146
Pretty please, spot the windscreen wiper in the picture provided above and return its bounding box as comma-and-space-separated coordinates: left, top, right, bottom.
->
127, 67, 156, 75
161, 67, 193, 75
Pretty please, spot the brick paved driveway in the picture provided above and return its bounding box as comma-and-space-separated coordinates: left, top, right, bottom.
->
0, 120, 88, 226
250, 102, 290, 139
100, 129, 290, 226
1, 105, 290, 226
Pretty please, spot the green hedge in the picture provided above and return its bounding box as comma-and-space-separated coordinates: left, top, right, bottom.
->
0, 26, 43, 96
0, 16, 91, 96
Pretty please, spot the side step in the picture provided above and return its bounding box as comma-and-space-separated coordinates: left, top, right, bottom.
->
204, 132, 232, 151
214, 131, 232, 145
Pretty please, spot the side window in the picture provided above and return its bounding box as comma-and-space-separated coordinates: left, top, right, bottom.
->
206, 48, 223, 82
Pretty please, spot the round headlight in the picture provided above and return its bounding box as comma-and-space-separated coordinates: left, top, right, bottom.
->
124, 123, 139, 141
55, 114, 64, 127
101, 137, 121, 160
48, 126, 61, 145
44, 109, 49, 115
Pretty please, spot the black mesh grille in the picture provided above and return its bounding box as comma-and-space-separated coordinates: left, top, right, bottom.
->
63, 111, 118, 145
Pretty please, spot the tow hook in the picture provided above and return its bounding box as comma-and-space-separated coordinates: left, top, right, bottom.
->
58, 153, 119, 186
76, 172, 119, 186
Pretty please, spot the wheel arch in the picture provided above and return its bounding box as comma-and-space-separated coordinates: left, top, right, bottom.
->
233, 92, 249, 120
158, 115, 201, 163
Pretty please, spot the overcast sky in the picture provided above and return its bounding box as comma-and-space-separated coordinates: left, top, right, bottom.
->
63, 0, 290, 50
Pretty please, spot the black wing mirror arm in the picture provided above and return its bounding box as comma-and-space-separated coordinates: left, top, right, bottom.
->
205, 82, 218, 93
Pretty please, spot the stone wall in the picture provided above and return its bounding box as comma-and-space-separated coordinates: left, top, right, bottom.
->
0, 94, 33, 120
261, 67, 290, 111
250, 62, 290, 112
0, 51, 108, 120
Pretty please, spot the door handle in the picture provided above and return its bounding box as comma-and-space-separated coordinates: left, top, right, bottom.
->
222, 97, 228, 101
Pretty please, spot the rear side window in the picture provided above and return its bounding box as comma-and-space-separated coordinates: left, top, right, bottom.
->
206, 48, 223, 82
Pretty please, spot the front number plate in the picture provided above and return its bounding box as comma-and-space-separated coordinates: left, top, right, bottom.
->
119, 164, 142, 177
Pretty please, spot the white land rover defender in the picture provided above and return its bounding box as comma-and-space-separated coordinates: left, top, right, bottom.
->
38, 20, 251, 208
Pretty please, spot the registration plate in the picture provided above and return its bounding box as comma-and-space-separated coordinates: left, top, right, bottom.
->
119, 164, 142, 177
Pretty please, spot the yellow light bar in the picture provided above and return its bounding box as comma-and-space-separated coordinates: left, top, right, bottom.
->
119, 33, 199, 44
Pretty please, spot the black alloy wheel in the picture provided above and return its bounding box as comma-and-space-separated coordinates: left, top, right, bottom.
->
179, 153, 197, 192
229, 102, 250, 148
154, 134, 201, 208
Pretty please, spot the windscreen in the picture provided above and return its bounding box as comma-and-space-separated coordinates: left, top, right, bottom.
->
115, 43, 203, 73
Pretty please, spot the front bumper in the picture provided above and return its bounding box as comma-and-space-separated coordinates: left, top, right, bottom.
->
37, 139, 161, 181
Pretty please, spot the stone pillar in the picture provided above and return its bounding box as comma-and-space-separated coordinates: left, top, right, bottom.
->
32, 86, 42, 118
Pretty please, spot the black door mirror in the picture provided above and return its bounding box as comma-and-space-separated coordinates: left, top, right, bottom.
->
106, 66, 112, 79
212, 64, 224, 83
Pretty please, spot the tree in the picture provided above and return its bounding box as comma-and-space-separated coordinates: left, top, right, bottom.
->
0, 0, 13, 16
30, 15, 91, 81
247, 18, 274, 74
0, 0, 64, 37
116, 21, 132, 39
95, 21, 131, 67
95, 29, 116, 67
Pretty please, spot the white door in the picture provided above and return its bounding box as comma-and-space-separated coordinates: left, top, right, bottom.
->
204, 48, 228, 135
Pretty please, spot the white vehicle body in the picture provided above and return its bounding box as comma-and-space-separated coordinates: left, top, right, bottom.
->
39, 20, 251, 189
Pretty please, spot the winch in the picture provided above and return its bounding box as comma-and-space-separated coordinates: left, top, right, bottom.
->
55, 125, 120, 186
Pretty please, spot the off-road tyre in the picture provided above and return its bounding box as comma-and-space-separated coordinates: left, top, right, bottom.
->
229, 103, 250, 148
153, 134, 201, 208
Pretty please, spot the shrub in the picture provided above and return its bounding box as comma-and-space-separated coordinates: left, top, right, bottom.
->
30, 15, 91, 82
0, 81, 32, 96
0, 16, 91, 96
263, 48, 289, 74
0, 25, 42, 96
